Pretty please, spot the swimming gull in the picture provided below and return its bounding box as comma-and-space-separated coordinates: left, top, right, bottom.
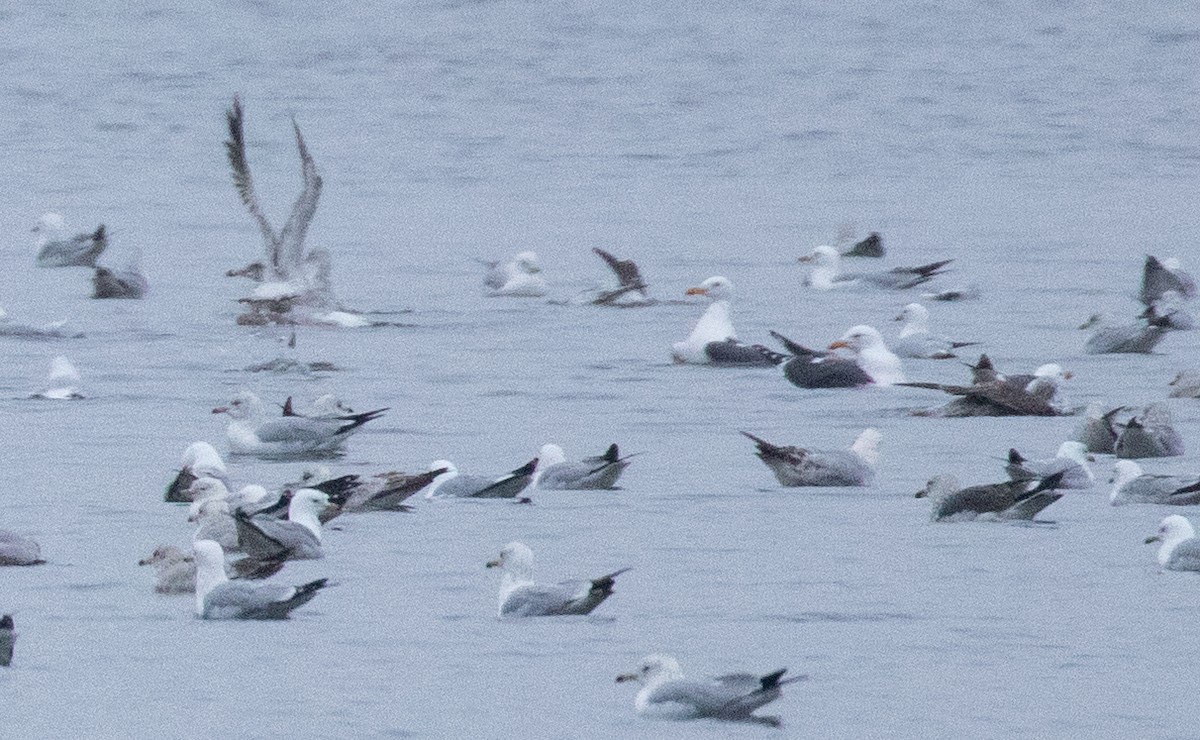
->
424, 458, 538, 499
32, 213, 106, 268
827, 325, 906, 385
1108, 461, 1200, 506
193, 540, 327, 620
1144, 515, 1200, 572
915, 472, 1066, 522
0, 530, 44, 566
1168, 370, 1200, 398
1004, 441, 1094, 489
0, 307, 84, 340
213, 391, 387, 458
533, 443, 635, 490
798, 245, 952, 290
189, 498, 239, 551
586, 248, 653, 306
296, 466, 446, 511
485, 541, 629, 617
1114, 403, 1184, 459
891, 303, 979, 359
0, 615, 13, 667
616, 654, 803, 726
902, 362, 1072, 417
165, 442, 228, 503
741, 429, 879, 487
758, 331, 872, 388
671, 276, 772, 365
1073, 404, 1124, 454
1081, 312, 1170, 354
91, 265, 149, 299
842, 231, 885, 258
480, 251, 548, 297
232, 488, 327, 560
31, 356, 84, 400
139, 544, 285, 594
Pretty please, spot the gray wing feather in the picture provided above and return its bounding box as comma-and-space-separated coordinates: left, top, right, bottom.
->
275, 118, 323, 278
1167, 539, 1200, 571
225, 97, 281, 271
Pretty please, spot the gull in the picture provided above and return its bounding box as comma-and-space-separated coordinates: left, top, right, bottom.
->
1168, 370, 1200, 398
138, 544, 285, 594
891, 303, 979, 359
827, 325, 906, 385
30, 356, 84, 400
0, 307, 83, 339
671, 276, 771, 365
616, 654, 803, 726
901, 362, 1072, 417
232, 488, 327, 560
756, 331, 871, 388
188, 498, 239, 551
165, 442, 229, 503
1073, 404, 1124, 454
741, 429, 879, 487
1080, 312, 1170, 354
1140, 255, 1196, 307
587, 248, 653, 306
841, 231, 885, 258
0, 615, 13, 667
32, 213, 106, 268
0, 530, 45, 566
915, 472, 1066, 522
212, 391, 387, 458
424, 458, 538, 499
1109, 461, 1200, 506
798, 245, 952, 290
1115, 403, 1184, 459
296, 466, 447, 511
485, 541, 629, 617
193, 540, 327, 620
1144, 515, 1200, 572
533, 443, 635, 490
91, 265, 149, 299
1004, 441, 1094, 489
480, 251, 548, 297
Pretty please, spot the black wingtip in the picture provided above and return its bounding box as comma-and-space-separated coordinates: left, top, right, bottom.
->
603, 443, 619, 463
1007, 448, 1025, 464
760, 669, 789, 691
511, 458, 539, 476
0, 615, 12, 630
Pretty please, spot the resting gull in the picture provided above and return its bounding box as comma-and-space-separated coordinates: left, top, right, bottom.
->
1109, 461, 1200, 506
424, 458, 538, 499
0, 530, 44, 566
1114, 404, 1184, 459
213, 391, 386, 458
30, 356, 84, 400
798, 245, 952, 290
32, 213, 106, 268
915, 473, 1066, 522
193, 540, 327, 620
1004, 441, 1094, 489
92, 265, 149, 299
164, 442, 228, 503
0, 615, 13, 667
485, 541, 629, 617
671, 276, 771, 366
758, 331, 871, 388
1081, 313, 1170, 354
902, 362, 1072, 417
296, 466, 446, 511
892, 303, 978, 359
138, 544, 285, 594
188, 498, 239, 551
741, 429, 879, 487
533, 443, 634, 490
587, 248, 653, 306
232, 488, 327, 560
1168, 370, 1200, 398
480, 251, 548, 297
616, 654, 803, 726
1073, 404, 1124, 454
1144, 515, 1200, 572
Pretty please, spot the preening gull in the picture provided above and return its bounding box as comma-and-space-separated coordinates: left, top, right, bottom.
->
1140, 255, 1196, 307
92, 265, 149, 299
232, 488, 327, 560
485, 541, 629, 617
1168, 370, 1200, 398
165, 442, 228, 503
798, 245, 952, 290
1073, 404, 1123, 454
1109, 461, 1200, 506
32, 213, 106, 268
741, 429, 879, 487
757, 331, 871, 388
915, 473, 1065, 522
0, 530, 44, 566
138, 544, 285, 594
671, 276, 771, 366
424, 458, 538, 499
480, 251, 548, 297
1114, 404, 1184, 459
587, 248, 653, 306
0, 615, 13, 667
891, 303, 978, 359
616, 654, 803, 726
31, 356, 84, 400
1144, 515, 1200, 572
193, 540, 326, 620
1004, 441, 1094, 489
902, 362, 1072, 417
533, 443, 634, 490
213, 391, 386, 458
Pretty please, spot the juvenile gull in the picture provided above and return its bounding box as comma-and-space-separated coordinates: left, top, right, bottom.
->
902, 362, 1072, 417
31, 356, 84, 400
0, 615, 13, 667
91, 265, 149, 299
1144, 515, 1200, 572
32, 213, 106, 268
1114, 403, 1184, 459
424, 458, 538, 499
892, 303, 979, 359
193, 540, 326, 620
165, 442, 228, 503
0, 530, 44, 566
485, 541, 629, 617
915, 473, 1065, 522
1109, 461, 1200, 506
616, 654, 803, 726
296, 466, 446, 511
741, 429, 879, 487
213, 391, 386, 458
588, 248, 652, 306
533, 443, 634, 490
138, 544, 285, 594
671, 276, 771, 366
232, 488, 327, 560
798, 244, 952, 290
480, 251, 548, 297
1004, 441, 1094, 489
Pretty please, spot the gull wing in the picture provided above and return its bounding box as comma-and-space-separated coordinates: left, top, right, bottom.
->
225, 96, 281, 271
277, 118, 323, 279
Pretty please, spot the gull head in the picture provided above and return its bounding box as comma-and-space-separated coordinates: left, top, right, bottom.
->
289, 488, 330, 518
139, 545, 190, 567
1146, 514, 1195, 546
537, 444, 567, 468
916, 474, 959, 500
829, 325, 886, 354
212, 391, 265, 419
685, 275, 732, 301
486, 541, 534, 576
32, 212, 66, 238
616, 654, 684, 685
513, 251, 542, 274
798, 244, 840, 266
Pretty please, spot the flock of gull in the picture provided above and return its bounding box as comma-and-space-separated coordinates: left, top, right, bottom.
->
4, 96, 1200, 728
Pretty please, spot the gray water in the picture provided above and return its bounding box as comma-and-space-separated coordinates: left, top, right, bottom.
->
1, 1, 1199, 737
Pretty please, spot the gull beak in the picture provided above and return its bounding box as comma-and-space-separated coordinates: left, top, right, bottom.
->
1062, 370, 1075, 380
1145, 535, 1161, 545
828, 340, 851, 350
485, 558, 501, 569
615, 673, 639, 683
797, 254, 814, 263
893, 313, 904, 322
187, 513, 199, 523
685, 287, 707, 296
137, 557, 152, 566
914, 490, 927, 498
212, 406, 229, 414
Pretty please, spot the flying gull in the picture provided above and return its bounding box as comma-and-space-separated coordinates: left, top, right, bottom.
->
424, 458, 538, 499
741, 429, 879, 487
1109, 461, 1200, 506
212, 391, 386, 458
533, 443, 635, 490
192, 540, 327, 620
616, 654, 803, 726
798, 245, 952, 290
32, 213, 106, 268
1144, 515, 1200, 572
915, 472, 1066, 522
671, 276, 772, 366
485, 541, 629, 617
